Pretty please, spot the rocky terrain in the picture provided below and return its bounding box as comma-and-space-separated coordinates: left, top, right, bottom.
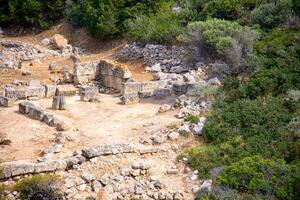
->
0, 27, 221, 200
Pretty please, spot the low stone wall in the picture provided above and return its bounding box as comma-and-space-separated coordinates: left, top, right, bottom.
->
0, 143, 163, 179
4, 84, 77, 100
18, 101, 68, 131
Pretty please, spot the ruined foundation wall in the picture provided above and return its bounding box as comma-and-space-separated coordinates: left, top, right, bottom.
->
74, 60, 132, 91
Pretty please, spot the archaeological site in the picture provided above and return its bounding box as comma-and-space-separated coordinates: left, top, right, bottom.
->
1, 1, 299, 200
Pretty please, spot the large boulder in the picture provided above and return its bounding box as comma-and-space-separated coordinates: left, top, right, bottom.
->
52, 34, 68, 49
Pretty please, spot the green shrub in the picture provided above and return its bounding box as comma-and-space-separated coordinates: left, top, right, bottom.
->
222, 26, 300, 102
218, 156, 300, 200
250, 0, 295, 29
195, 186, 238, 200
127, 6, 185, 44
204, 96, 294, 158
67, 0, 170, 40
179, 18, 258, 73
14, 174, 62, 200
184, 114, 200, 123
179, 145, 223, 177
0, 0, 65, 29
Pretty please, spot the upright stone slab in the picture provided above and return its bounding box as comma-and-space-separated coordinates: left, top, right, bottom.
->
45, 85, 57, 98
59, 96, 66, 110
3, 97, 14, 107
52, 96, 66, 110
52, 96, 60, 110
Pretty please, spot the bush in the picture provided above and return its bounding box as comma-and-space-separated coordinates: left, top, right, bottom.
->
67, 0, 170, 40
195, 185, 238, 200
184, 114, 200, 123
14, 174, 62, 200
127, 5, 185, 44
222, 26, 300, 102
204, 96, 294, 157
0, 0, 65, 29
218, 156, 300, 200
250, 0, 295, 29
179, 18, 258, 73
179, 145, 223, 177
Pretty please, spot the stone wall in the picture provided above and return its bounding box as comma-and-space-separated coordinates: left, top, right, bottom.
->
3, 84, 77, 100
74, 60, 132, 91
115, 44, 188, 73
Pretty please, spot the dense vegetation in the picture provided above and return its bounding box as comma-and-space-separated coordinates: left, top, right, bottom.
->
177, 1, 300, 199
0, 0, 299, 199
0, 0, 65, 29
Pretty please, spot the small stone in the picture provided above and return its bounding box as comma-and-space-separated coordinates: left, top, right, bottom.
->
158, 104, 171, 113
81, 172, 94, 182
49, 62, 57, 71
99, 174, 110, 186
168, 132, 179, 140
92, 181, 102, 193
41, 38, 51, 46
120, 168, 131, 177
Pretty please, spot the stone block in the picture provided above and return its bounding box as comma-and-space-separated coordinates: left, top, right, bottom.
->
55, 85, 77, 96
19, 101, 35, 114
79, 86, 97, 101
153, 88, 173, 99
122, 82, 143, 95
52, 96, 66, 110
3, 97, 14, 107
26, 86, 46, 99
82, 143, 135, 159
138, 91, 152, 98
45, 85, 57, 98
5, 87, 26, 100
43, 113, 54, 125
0, 161, 35, 179
32, 107, 44, 120
120, 93, 139, 105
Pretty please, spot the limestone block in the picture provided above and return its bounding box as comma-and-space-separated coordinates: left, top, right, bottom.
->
122, 82, 143, 95
5, 87, 26, 100
26, 86, 46, 99
55, 85, 77, 96
120, 93, 139, 105
82, 143, 135, 159
45, 85, 57, 98
3, 97, 14, 107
